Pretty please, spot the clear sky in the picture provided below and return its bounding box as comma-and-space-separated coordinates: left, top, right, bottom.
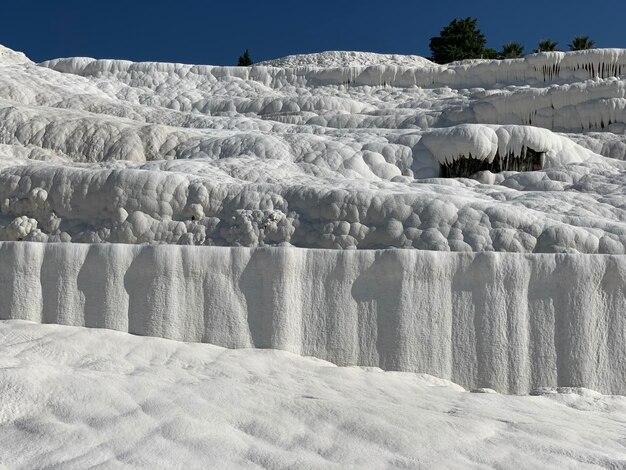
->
1, 0, 624, 65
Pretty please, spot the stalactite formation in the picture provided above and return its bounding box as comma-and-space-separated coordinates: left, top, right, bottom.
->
440, 147, 544, 178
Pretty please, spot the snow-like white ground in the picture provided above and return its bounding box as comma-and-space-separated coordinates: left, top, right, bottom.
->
1, 320, 625, 469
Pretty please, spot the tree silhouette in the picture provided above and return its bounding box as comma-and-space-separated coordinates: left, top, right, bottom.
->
569, 36, 595, 51
501, 42, 524, 59
535, 39, 558, 52
238, 49, 253, 66
482, 48, 499, 59
429, 18, 487, 64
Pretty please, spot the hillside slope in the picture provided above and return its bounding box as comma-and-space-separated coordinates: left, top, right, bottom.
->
0, 46, 624, 252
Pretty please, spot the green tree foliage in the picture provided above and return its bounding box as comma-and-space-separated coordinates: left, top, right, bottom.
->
535, 39, 558, 52
238, 49, 253, 66
482, 48, 499, 59
501, 42, 524, 59
568, 36, 595, 51
429, 18, 487, 64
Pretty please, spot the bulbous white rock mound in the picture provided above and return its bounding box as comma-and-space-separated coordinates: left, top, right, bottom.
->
0, 45, 625, 252
257, 50, 436, 67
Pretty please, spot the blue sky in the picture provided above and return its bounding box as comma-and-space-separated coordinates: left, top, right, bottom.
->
1, 0, 624, 64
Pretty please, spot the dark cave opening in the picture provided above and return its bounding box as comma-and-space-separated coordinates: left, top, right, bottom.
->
439, 146, 544, 178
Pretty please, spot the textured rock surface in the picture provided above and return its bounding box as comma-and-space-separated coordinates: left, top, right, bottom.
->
1, 46, 626, 398
1, 242, 624, 394
0, 46, 626, 250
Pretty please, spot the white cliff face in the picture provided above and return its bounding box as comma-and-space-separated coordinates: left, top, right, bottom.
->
1, 242, 625, 395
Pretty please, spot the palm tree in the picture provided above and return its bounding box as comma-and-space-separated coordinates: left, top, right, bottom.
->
568, 36, 595, 51
501, 42, 524, 59
535, 39, 558, 52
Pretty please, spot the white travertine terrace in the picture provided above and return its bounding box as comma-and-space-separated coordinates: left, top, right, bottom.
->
1, 242, 625, 395
0, 47, 625, 251
0, 46, 625, 396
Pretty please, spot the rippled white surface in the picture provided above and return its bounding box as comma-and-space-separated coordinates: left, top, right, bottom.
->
1, 320, 625, 469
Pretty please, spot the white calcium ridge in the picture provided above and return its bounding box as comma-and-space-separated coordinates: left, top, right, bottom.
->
257, 50, 437, 68
1, 242, 624, 394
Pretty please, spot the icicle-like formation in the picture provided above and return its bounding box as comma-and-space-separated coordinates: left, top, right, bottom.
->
38, 50, 626, 136
418, 124, 591, 173
452, 79, 626, 133
41, 49, 626, 89
440, 147, 543, 178
1, 242, 625, 394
